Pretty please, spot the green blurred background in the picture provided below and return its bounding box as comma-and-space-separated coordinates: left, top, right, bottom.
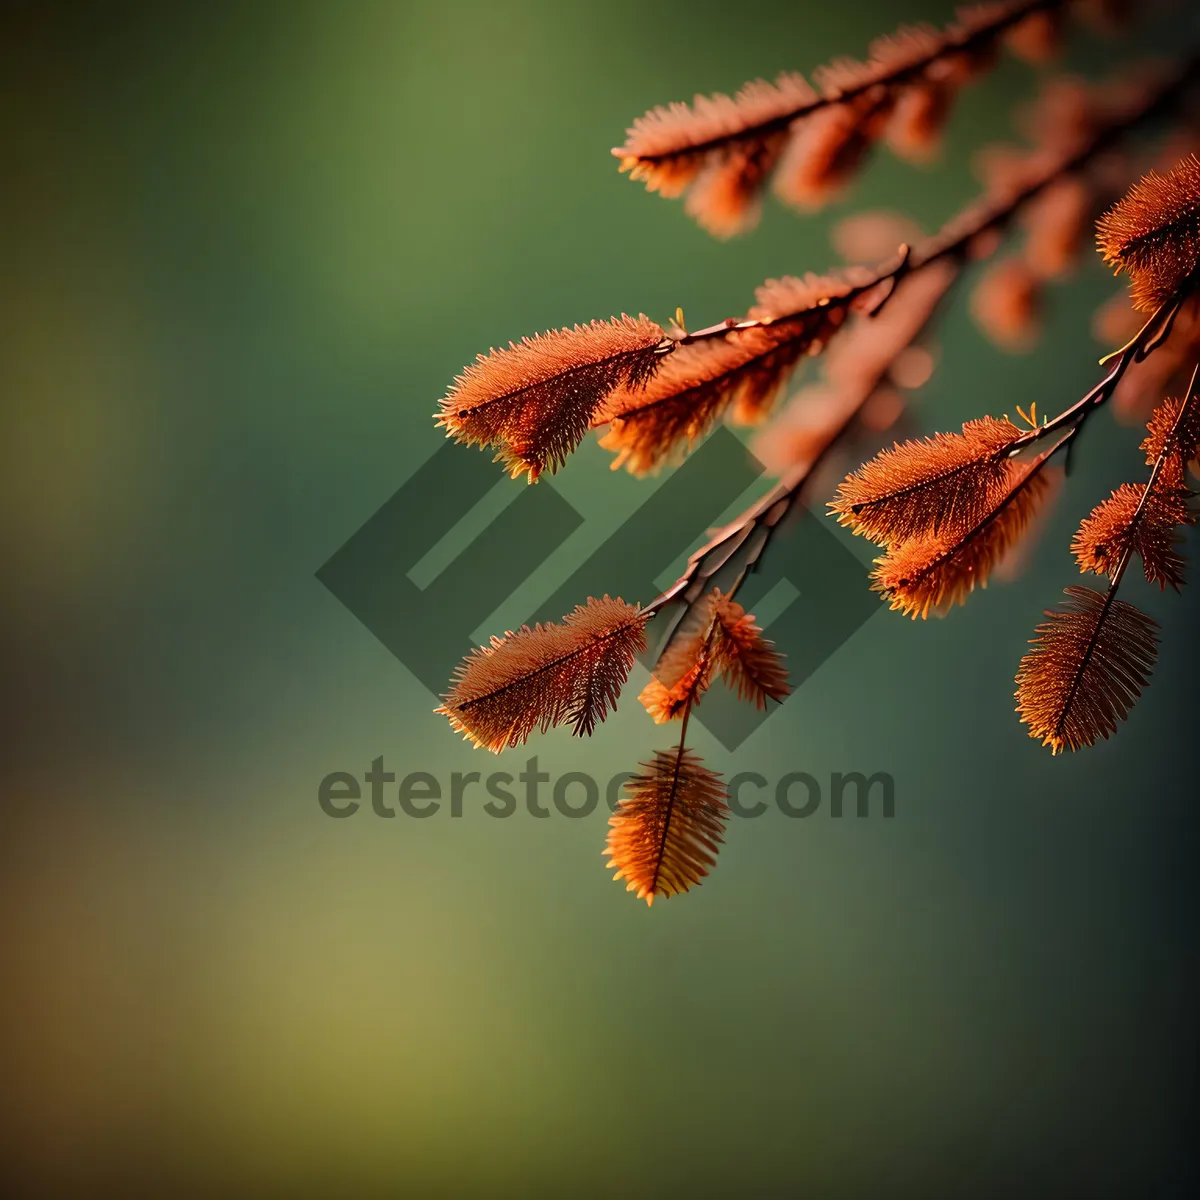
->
2, 1, 1198, 1195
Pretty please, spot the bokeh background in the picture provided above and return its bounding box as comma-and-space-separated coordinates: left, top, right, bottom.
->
3, 1, 1198, 1195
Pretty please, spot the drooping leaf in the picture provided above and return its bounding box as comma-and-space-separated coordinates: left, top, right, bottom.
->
639, 592, 723, 724
1072, 480, 1191, 590
639, 590, 791, 719
1097, 153, 1200, 312
1015, 585, 1159, 753
614, 2, 1048, 234
872, 459, 1052, 617
438, 596, 647, 751
436, 316, 667, 481
710, 596, 791, 707
831, 415, 1023, 545
605, 747, 730, 905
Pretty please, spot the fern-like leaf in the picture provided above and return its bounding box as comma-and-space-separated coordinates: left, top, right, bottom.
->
639, 591, 791, 718
1015, 585, 1159, 753
605, 747, 730, 905
639, 592, 722, 724
711, 596, 791, 707
1142, 390, 1200, 468
436, 316, 668, 481
873, 460, 1052, 617
614, 1, 1056, 235
1097, 153, 1200, 312
438, 596, 647, 751
1072, 481, 1191, 590
597, 272, 872, 474
831, 415, 1023, 545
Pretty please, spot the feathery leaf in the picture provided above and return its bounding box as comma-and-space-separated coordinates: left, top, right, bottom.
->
971, 257, 1040, 352
438, 596, 647, 751
605, 747, 730, 905
597, 272, 872, 473
1075, 386, 1200, 588
437, 316, 667, 481
710, 596, 791, 707
615, 1, 1060, 234
1015, 585, 1159, 753
773, 95, 885, 211
831, 415, 1023, 545
1142, 390, 1200, 467
1072, 481, 1191, 590
1097, 153, 1200, 312
639, 590, 790, 718
872, 459, 1052, 617
639, 592, 722, 724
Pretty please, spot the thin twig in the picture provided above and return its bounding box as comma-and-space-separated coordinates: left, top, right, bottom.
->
641, 283, 1192, 657
621, 0, 1062, 167
1009, 291, 1188, 452
666, 53, 1199, 355
1109, 360, 1200, 591
634, 54, 1199, 663
640, 385, 867, 621
1046, 361, 1199, 743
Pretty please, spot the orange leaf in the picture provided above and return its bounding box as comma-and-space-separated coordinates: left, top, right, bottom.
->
1142, 391, 1200, 468
1015, 585, 1158, 753
1072, 481, 1191, 590
1096, 153, 1200, 312
711, 597, 791, 707
438, 597, 647, 751
605, 747, 729, 905
831, 415, 1023, 545
597, 273, 866, 474
872, 459, 1052, 618
614, 4, 1039, 232
638, 592, 723, 724
437, 316, 666, 481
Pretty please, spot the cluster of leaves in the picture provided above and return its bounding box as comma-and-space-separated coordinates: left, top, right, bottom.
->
429, 3, 1199, 903
832, 415, 1060, 618
1017, 382, 1200, 752
613, 0, 1116, 236
834, 154, 1200, 752
439, 591, 790, 905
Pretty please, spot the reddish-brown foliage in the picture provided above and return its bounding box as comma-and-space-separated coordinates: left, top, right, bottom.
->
639, 591, 790, 720
1015, 585, 1158, 753
605, 747, 730, 905
753, 260, 957, 481
639, 593, 722, 724
831, 211, 924, 263
774, 97, 885, 212
971, 256, 1041, 351
712, 597, 792, 709
1072, 481, 1191, 590
615, 0, 1066, 235
1023, 175, 1091, 279
872, 459, 1054, 618
438, 597, 647, 751
1097, 153, 1200, 312
437, 316, 667, 481
1142, 390, 1200, 468
831, 415, 1024, 545
430, 13, 1200, 905
597, 272, 874, 473
1003, 6, 1064, 64
1073, 389, 1200, 589
885, 79, 953, 163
